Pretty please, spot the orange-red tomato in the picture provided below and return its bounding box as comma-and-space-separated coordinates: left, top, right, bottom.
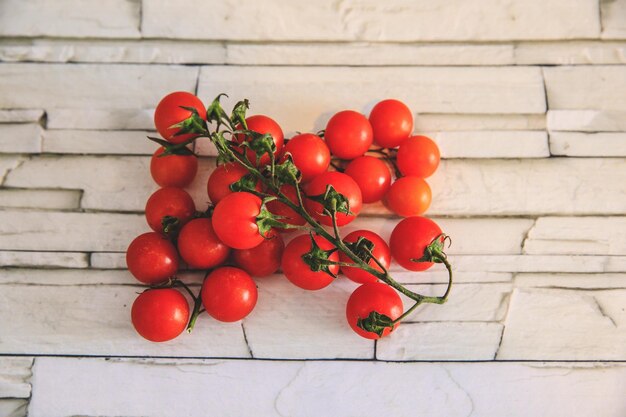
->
396, 135, 440, 178
150, 147, 198, 188
368, 99, 413, 149
385, 176, 431, 217
346, 282, 403, 339
131, 288, 189, 342
154, 92, 207, 144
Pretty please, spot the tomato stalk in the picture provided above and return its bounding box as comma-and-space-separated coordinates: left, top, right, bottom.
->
171, 279, 203, 333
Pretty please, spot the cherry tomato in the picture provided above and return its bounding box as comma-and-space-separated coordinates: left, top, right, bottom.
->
339, 230, 390, 284
177, 218, 230, 269
390, 216, 444, 271
385, 176, 431, 217
344, 156, 392, 203
284, 133, 330, 182
201, 266, 258, 322
150, 147, 198, 188
281, 234, 338, 290
397, 135, 440, 178
266, 185, 306, 231
207, 162, 261, 205
126, 232, 179, 284
234, 115, 284, 166
324, 110, 373, 160
211, 192, 267, 249
131, 288, 190, 342
154, 92, 207, 145
233, 230, 284, 277
368, 99, 413, 148
305, 171, 362, 227
145, 187, 195, 233
346, 282, 403, 340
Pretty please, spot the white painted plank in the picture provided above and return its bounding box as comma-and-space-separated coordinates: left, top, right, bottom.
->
550, 132, 626, 157
0, 357, 32, 398
43, 130, 157, 155
0, 400, 27, 417
514, 41, 626, 64
498, 288, 626, 360
0, 269, 204, 286
429, 130, 549, 158
0, 0, 140, 38
602, 0, 626, 39
47, 108, 155, 130
449, 255, 626, 273
28, 358, 626, 417
90, 252, 128, 269
414, 113, 546, 131
0, 284, 250, 357
0, 189, 81, 210
0, 156, 24, 184
0, 110, 43, 124
0, 251, 88, 268
0, 124, 41, 154
143, 0, 599, 41
547, 110, 626, 132
515, 273, 626, 289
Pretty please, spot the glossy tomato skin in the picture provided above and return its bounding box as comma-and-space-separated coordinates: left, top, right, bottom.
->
266, 185, 306, 231
346, 282, 403, 339
305, 171, 362, 226
177, 218, 230, 269
145, 187, 195, 233
126, 232, 179, 284
344, 156, 392, 203
368, 99, 413, 149
131, 288, 189, 342
340, 230, 390, 284
234, 115, 284, 166
281, 234, 338, 290
150, 147, 198, 188
397, 135, 440, 178
233, 230, 284, 277
154, 92, 207, 144
390, 216, 443, 271
324, 110, 373, 160
212, 192, 266, 249
385, 176, 431, 217
284, 133, 330, 182
201, 267, 258, 322
207, 162, 261, 205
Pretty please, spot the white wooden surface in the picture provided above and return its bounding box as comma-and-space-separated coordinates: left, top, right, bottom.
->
0, 0, 625, 415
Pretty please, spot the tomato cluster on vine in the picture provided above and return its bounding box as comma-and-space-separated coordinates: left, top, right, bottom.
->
126, 91, 453, 344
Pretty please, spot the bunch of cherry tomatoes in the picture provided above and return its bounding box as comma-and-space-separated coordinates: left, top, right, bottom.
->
126, 91, 451, 343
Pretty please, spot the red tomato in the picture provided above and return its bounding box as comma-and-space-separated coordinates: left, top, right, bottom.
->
150, 147, 198, 188
145, 187, 195, 233
390, 216, 444, 271
207, 162, 261, 205
346, 282, 403, 339
233, 230, 284, 277
177, 218, 230, 269
385, 176, 431, 217
305, 171, 362, 226
281, 234, 338, 290
339, 230, 390, 284
126, 232, 179, 284
324, 110, 373, 160
368, 99, 413, 148
283, 133, 330, 182
344, 156, 392, 203
131, 288, 189, 342
201, 267, 258, 322
211, 192, 267, 249
234, 115, 284, 166
154, 92, 207, 144
397, 135, 440, 178
266, 185, 306, 231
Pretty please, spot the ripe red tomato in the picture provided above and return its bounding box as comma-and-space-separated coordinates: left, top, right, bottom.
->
344, 156, 392, 203
211, 192, 267, 249
201, 266, 258, 322
154, 92, 207, 145
145, 187, 195, 233
339, 230, 390, 284
126, 232, 179, 284
368, 99, 413, 148
397, 135, 440, 178
305, 171, 362, 226
150, 147, 198, 188
266, 185, 306, 230
131, 288, 189, 342
281, 234, 338, 290
233, 230, 284, 277
207, 162, 261, 205
234, 115, 284, 166
283, 133, 330, 182
346, 282, 403, 339
390, 216, 444, 271
177, 218, 230, 269
385, 176, 431, 217
324, 110, 373, 160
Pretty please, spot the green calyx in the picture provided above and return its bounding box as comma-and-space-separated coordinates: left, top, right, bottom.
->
411, 234, 450, 265
357, 311, 395, 337
255, 197, 288, 237
344, 236, 375, 265
170, 106, 209, 137
147, 136, 196, 156
161, 215, 181, 236
308, 185, 351, 217
301, 233, 338, 278
229, 173, 258, 193
272, 154, 301, 186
